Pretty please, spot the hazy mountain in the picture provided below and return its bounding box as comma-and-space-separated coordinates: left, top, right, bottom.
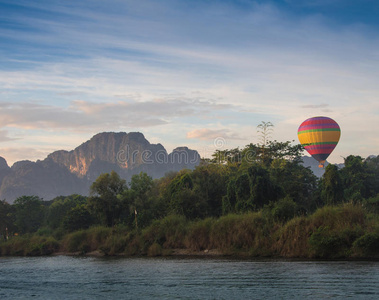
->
301, 156, 345, 178
0, 132, 200, 203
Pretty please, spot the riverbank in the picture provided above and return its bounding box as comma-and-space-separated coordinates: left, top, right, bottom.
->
1, 203, 379, 259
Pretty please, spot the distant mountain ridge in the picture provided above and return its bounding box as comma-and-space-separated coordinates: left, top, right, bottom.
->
0, 132, 200, 203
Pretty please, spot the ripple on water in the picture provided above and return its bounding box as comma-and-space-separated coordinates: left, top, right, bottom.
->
0, 257, 378, 299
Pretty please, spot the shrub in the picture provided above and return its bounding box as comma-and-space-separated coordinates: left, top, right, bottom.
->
272, 197, 297, 223
87, 226, 112, 250
308, 226, 362, 258
352, 231, 379, 257
310, 204, 366, 230
148, 243, 162, 257
363, 195, 379, 214
141, 215, 188, 251
62, 230, 88, 252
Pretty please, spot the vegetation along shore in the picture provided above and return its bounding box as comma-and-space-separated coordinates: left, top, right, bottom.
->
1, 140, 378, 259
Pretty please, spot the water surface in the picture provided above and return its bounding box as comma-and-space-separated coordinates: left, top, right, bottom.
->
0, 256, 378, 299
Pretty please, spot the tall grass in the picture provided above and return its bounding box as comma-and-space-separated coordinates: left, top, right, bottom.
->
0, 235, 59, 256
141, 214, 188, 252
209, 212, 274, 255
186, 218, 215, 251
1, 203, 378, 258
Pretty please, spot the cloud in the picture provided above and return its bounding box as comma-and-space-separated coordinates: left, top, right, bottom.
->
186, 128, 245, 141
0, 0, 379, 165
300, 103, 329, 109
0, 130, 20, 142
0, 98, 234, 132
0, 147, 52, 166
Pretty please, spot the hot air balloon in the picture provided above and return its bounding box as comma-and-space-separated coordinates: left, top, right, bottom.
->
297, 116, 341, 168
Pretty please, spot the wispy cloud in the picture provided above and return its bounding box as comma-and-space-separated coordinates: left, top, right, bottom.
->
0, 130, 20, 142
0, 98, 234, 132
187, 128, 245, 141
0, 0, 378, 164
0, 147, 52, 166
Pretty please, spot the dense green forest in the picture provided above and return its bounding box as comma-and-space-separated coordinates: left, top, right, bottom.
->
1, 139, 379, 258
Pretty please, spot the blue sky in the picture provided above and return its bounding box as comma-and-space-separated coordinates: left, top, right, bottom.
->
0, 0, 378, 165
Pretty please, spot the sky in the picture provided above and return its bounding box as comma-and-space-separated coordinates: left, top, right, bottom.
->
0, 0, 378, 166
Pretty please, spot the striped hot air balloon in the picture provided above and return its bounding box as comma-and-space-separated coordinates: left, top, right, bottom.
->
297, 116, 341, 168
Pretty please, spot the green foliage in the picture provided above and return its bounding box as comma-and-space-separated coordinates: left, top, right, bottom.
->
1, 135, 379, 259
63, 204, 94, 232
61, 226, 113, 254
352, 231, 379, 257
1, 202, 378, 258
141, 215, 188, 250
118, 172, 157, 228
320, 164, 344, 205
272, 197, 298, 222
308, 226, 362, 258
46, 195, 87, 229
340, 155, 373, 201
0, 235, 59, 256
223, 164, 280, 213
363, 194, 379, 214
270, 159, 318, 211
166, 171, 208, 219
248, 164, 279, 208
14, 196, 46, 234
0, 200, 15, 239
88, 171, 126, 227
191, 164, 228, 217
234, 173, 252, 211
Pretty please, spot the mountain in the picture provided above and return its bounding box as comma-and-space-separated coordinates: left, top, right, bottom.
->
301, 156, 345, 177
300, 156, 328, 177
0, 132, 200, 203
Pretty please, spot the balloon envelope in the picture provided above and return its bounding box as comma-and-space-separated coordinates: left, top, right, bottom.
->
297, 116, 341, 167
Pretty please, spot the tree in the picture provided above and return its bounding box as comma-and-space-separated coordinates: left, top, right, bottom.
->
270, 158, 318, 211
88, 171, 127, 227
340, 155, 372, 201
257, 121, 274, 146
119, 172, 156, 228
320, 164, 344, 205
248, 164, 279, 208
234, 173, 253, 212
63, 204, 94, 232
165, 170, 208, 219
0, 200, 15, 239
13, 196, 46, 234
191, 164, 228, 217
240, 140, 304, 169
364, 155, 379, 197
46, 195, 87, 229
211, 148, 242, 165
222, 179, 237, 214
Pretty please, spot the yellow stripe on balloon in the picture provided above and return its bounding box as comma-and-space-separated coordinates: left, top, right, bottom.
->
298, 131, 341, 145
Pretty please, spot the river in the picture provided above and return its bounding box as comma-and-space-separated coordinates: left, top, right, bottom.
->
0, 256, 378, 299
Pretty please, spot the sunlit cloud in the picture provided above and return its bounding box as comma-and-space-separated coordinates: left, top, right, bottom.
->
0, 147, 52, 167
